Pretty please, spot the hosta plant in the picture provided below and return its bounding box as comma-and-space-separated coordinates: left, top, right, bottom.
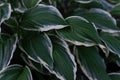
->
0, 0, 120, 80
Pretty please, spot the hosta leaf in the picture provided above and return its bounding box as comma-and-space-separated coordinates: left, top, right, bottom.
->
0, 65, 33, 80
112, 55, 120, 67
21, 53, 50, 74
5, 17, 18, 28
0, 34, 17, 70
109, 73, 120, 80
57, 16, 100, 46
76, 1, 103, 9
76, 46, 111, 80
22, 0, 42, 8
75, 0, 93, 3
100, 32, 120, 57
8, 0, 26, 13
75, 0, 113, 10
108, 53, 120, 67
0, 3, 11, 24
96, 0, 113, 11
110, 3, 120, 16
51, 37, 76, 80
19, 33, 53, 68
77, 8, 119, 32
20, 4, 67, 31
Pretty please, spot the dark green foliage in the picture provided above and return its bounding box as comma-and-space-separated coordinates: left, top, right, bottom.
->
0, 0, 120, 80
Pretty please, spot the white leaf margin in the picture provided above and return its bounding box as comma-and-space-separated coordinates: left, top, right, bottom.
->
48, 39, 77, 80
0, 34, 18, 70
19, 33, 53, 68
75, 0, 93, 4
0, 64, 33, 80
0, 3, 11, 24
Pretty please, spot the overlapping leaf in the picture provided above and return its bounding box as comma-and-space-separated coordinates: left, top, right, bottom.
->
0, 3, 11, 24
77, 8, 119, 32
21, 53, 50, 74
110, 3, 120, 16
109, 73, 120, 80
0, 65, 33, 80
108, 53, 120, 67
96, 0, 113, 10
75, 0, 113, 11
22, 0, 42, 8
57, 16, 100, 46
7, 0, 26, 13
100, 32, 120, 57
76, 46, 111, 80
20, 4, 67, 31
0, 34, 17, 70
5, 17, 18, 28
19, 33, 53, 68
51, 37, 76, 80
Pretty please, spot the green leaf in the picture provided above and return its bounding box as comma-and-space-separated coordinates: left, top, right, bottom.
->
0, 3, 11, 24
51, 37, 76, 80
109, 73, 120, 80
75, 0, 113, 10
96, 0, 113, 11
5, 17, 18, 28
0, 34, 17, 70
100, 32, 120, 56
76, 46, 111, 80
20, 4, 67, 31
22, 0, 42, 8
57, 16, 100, 46
110, 3, 120, 16
77, 8, 119, 32
108, 53, 120, 67
0, 65, 33, 80
19, 33, 53, 68
21, 53, 50, 74
75, 1, 103, 9
8, 0, 26, 13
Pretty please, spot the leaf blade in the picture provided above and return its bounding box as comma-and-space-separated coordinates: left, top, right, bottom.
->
0, 65, 33, 80
76, 46, 111, 80
76, 8, 119, 32
19, 33, 53, 68
100, 32, 120, 56
20, 4, 67, 31
0, 3, 11, 24
57, 16, 100, 46
22, 0, 42, 8
0, 34, 17, 70
51, 37, 77, 80
109, 73, 120, 80
110, 3, 120, 16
